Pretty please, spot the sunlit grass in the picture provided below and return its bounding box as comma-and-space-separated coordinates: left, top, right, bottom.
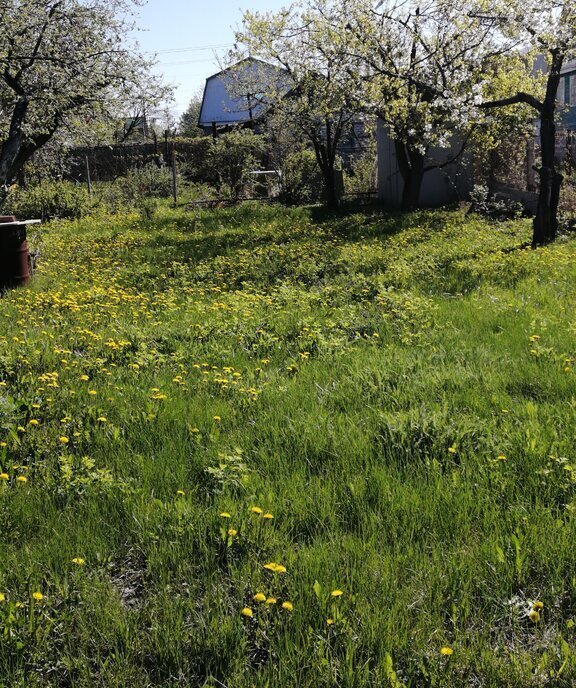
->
0, 202, 575, 686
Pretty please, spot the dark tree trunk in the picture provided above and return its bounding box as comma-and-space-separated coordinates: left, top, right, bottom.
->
0, 97, 53, 195
395, 140, 425, 210
533, 108, 562, 247
324, 168, 338, 208
0, 99, 29, 189
312, 137, 339, 209
532, 50, 564, 247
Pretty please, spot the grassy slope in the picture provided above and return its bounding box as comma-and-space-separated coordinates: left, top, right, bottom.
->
0, 203, 575, 687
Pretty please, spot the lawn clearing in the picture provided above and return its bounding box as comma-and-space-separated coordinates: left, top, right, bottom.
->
1, 203, 576, 686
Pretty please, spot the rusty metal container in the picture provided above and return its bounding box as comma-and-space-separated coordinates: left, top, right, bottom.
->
0, 216, 40, 290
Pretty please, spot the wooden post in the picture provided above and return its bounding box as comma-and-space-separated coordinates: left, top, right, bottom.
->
171, 150, 177, 206
85, 154, 92, 196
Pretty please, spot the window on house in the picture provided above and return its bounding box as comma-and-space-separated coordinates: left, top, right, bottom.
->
571, 75, 576, 107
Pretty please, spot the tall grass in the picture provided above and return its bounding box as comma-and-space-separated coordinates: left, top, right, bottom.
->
0, 202, 575, 686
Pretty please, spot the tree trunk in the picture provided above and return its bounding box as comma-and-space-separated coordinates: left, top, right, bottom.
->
0, 99, 29, 189
311, 139, 339, 209
323, 167, 338, 208
533, 111, 562, 247
532, 50, 564, 247
395, 140, 425, 210
0, 97, 52, 194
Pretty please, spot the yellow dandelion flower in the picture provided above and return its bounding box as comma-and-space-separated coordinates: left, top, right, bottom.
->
529, 609, 541, 623
241, 607, 253, 617
88, 390, 97, 396
176, 489, 185, 496
227, 528, 238, 536
532, 601, 544, 611
448, 446, 457, 454
250, 506, 263, 515
28, 419, 39, 426
59, 436, 69, 444
253, 592, 266, 603
0, 473, 9, 481
213, 415, 221, 422
331, 589, 344, 597
219, 512, 231, 518
262, 513, 274, 520
440, 647, 454, 656
497, 454, 506, 461
97, 416, 107, 423
79, 375, 89, 381
32, 591, 44, 601
72, 558, 86, 566
16, 475, 27, 483
281, 601, 293, 611
326, 618, 334, 625
265, 597, 277, 605
0, 592, 5, 602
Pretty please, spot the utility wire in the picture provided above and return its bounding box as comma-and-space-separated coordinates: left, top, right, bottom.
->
145, 43, 233, 55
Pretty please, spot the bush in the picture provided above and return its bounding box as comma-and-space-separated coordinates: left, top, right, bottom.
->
206, 129, 266, 200
118, 163, 174, 200
3, 180, 93, 220
468, 184, 524, 221
344, 142, 378, 197
280, 150, 324, 205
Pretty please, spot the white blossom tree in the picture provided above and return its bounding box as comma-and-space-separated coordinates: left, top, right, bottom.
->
0, 0, 169, 193
232, 1, 360, 208
335, 0, 533, 210
478, 0, 576, 246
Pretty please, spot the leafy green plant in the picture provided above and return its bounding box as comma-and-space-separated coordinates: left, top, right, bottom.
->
3, 180, 93, 219
280, 150, 324, 205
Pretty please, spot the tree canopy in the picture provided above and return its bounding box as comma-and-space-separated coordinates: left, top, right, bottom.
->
233, 0, 360, 207
0, 0, 170, 190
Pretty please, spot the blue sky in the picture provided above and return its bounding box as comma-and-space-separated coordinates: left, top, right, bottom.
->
133, 0, 288, 121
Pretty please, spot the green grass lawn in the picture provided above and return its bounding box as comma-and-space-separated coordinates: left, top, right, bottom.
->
1, 202, 576, 686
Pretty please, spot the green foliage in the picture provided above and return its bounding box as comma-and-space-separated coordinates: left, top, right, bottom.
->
207, 129, 266, 199
3, 180, 93, 220
119, 162, 174, 199
469, 184, 524, 221
0, 202, 576, 685
343, 140, 378, 197
280, 150, 324, 205
0, 0, 170, 187
178, 92, 204, 138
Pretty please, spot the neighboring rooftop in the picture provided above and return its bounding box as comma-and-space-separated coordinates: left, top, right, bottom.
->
198, 57, 289, 132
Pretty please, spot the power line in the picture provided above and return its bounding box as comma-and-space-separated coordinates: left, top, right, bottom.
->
158, 57, 220, 66
145, 43, 233, 55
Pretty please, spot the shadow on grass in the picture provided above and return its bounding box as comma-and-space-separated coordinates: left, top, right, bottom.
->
139, 201, 417, 268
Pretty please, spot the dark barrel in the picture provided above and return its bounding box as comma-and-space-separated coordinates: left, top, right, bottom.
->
0, 216, 31, 290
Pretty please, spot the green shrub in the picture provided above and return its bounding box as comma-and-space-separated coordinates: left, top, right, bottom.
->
3, 180, 93, 220
280, 150, 324, 205
119, 163, 174, 200
206, 129, 266, 200
344, 142, 378, 197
